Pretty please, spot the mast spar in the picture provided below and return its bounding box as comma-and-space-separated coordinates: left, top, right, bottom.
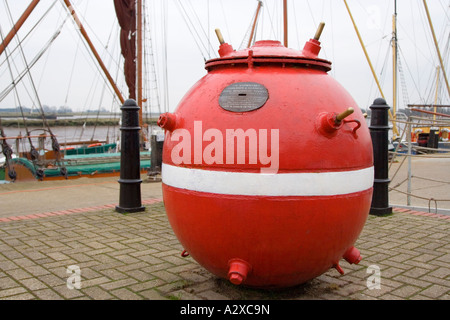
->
0, 0, 41, 57
114, 0, 146, 146
137, 0, 146, 146
62, 0, 125, 104
422, 0, 450, 99
283, 0, 288, 47
343, 0, 399, 137
247, 0, 263, 48
392, 0, 398, 137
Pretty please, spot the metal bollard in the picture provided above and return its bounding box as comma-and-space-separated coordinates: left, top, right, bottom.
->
150, 133, 163, 173
369, 98, 393, 216
116, 99, 145, 214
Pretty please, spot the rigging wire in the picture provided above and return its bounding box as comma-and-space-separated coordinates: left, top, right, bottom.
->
219, 0, 232, 45
174, 0, 209, 61
0, 2, 61, 111
4, 0, 66, 177
58, 1, 124, 114
186, 0, 216, 58
263, 0, 277, 40
90, 12, 118, 142
396, 45, 410, 108
0, 26, 32, 141
4, 0, 55, 130
63, 1, 90, 107
417, 0, 441, 98
0, 117, 17, 181
63, 0, 121, 73
291, 0, 300, 49
0, 26, 41, 175
239, 1, 263, 50
398, 44, 423, 104
328, 0, 335, 76
162, 0, 169, 113
305, 0, 329, 60
143, 0, 161, 119
0, 0, 57, 72
377, 39, 392, 95
0, 27, 63, 103
36, 0, 60, 94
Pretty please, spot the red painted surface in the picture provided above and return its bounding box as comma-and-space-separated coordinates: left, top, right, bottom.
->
159, 39, 374, 288
163, 185, 372, 288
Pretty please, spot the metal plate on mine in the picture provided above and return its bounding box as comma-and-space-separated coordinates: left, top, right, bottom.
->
218, 82, 269, 112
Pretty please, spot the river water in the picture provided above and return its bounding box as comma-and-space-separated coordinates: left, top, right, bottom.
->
1, 118, 403, 155
2, 125, 161, 153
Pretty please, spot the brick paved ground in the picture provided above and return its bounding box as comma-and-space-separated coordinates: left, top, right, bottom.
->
0, 200, 448, 300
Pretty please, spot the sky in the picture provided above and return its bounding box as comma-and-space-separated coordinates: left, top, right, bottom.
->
0, 0, 449, 115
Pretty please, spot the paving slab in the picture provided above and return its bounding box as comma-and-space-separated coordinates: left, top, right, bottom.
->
0, 174, 162, 218
0, 166, 449, 301
0, 200, 448, 300
389, 156, 450, 213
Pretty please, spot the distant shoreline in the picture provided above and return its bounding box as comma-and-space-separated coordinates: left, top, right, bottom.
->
0, 117, 159, 127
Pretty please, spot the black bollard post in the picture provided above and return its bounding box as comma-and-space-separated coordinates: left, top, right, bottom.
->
369, 98, 393, 216
116, 99, 145, 214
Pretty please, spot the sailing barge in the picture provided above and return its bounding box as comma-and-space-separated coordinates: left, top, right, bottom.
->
0, 0, 154, 182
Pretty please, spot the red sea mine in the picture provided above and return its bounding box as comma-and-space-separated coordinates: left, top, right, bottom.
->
158, 25, 373, 288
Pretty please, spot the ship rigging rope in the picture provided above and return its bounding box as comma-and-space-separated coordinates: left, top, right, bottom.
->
174, 0, 209, 61
0, 0, 58, 72
0, 21, 39, 163
4, 0, 67, 177
185, 0, 216, 59
291, 0, 301, 49
0, 18, 66, 103
398, 45, 423, 104
90, 35, 117, 142
142, 1, 162, 119
0, 119, 16, 181
219, 0, 232, 45
389, 185, 450, 203
389, 171, 450, 213
63, 5, 87, 108
3, 0, 53, 132
239, 4, 260, 50
86, 9, 119, 143
397, 46, 410, 107
414, 175, 450, 185
58, 0, 124, 110
263, 0, 277, 40
59, 0, 122, 72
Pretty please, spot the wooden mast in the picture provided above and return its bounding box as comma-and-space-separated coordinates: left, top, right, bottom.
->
423, 0, 450, 98
343, 0, 399, 137
247, 0, 263, 48
283, 0, 288, 47
137, 0, 146, 145
433, 66, 440, 122
62, 0, 125, 104
343, 0, 385, 100
0, 0, 41, 56
392, 0, 398, 137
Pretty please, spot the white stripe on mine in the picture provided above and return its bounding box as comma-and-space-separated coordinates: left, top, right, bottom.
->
162, 163, 374, 197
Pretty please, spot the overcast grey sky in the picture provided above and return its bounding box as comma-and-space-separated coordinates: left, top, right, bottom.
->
0, 0, 449, 114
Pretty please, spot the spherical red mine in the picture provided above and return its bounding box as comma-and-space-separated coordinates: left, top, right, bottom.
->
159, 40, 373, 288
